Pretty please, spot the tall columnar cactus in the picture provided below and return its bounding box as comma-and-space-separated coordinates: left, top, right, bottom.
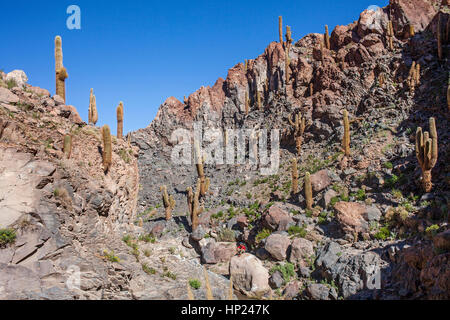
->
342, 110, 351, 157
304, 172, 313, 210
310, 83, 314, 96
88, 89, 93, 124
63, 134, 72, 159
407, 62, 420, 93
279, 16, 283, 44
387, 20, 394, 50
285, 46, 290, 84
161, 185, 176, 221
194, 143, 210, 197
415, 118, 438, 192
256, 90, 262, 110
324, 25, 330, 50
187, 179, 204, 231
244, 60, 248, 73
291, 158, 298, 195
117, 102, 124, 139
55, 36, 68, 103
288, 111, 306, 155
285, 26, 293, 46
89, 90, 98, 125
102, 125, 112, 173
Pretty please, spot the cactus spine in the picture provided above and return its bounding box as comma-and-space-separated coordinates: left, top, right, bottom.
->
187, 179, 204, 231
305, 172, 313, 210
63, 134, 72, 159
343, 109, 350, 157
291, 158, 298, 195
101, 125, 112, 173
324, 25, 330, 50
117, 101, 124, 139
161, 185, 175, 221
278, 16, 283, 44
288, 111, 306, 155
55, 36, 68, 103
415, 118, 438, 192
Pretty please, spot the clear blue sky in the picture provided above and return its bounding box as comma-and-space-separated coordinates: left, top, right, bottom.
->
0, 0, 388, 134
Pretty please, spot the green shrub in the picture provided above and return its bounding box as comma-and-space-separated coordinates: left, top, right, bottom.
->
425, 224, 439, 237
383, 162, 393, 169
0, 228, 16, 246
255, 228, 271, 243
374, 226, 390, 240
103, 250, 120, 262
270, 263, 296, 284
189, 279, 202, 290
288, 225, 307, 238
217, 228, 236, 242
142, 263, 156, 275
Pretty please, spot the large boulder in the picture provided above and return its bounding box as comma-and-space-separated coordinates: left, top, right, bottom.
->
334, 201, 370, 236
5, 70, 28, 88
262, 205, 293, 231
0, 87, 19, 104
201, 242, 237, 264
288, 238, 314, 267
433, 230, 450, 252
264, 233, 291, 261
230, 253, 270, 296
310, 169, 332, 192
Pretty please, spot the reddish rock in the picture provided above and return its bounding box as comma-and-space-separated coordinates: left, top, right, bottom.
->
264, 233, 291, 261
59, 105, 83, 124
357, 8, 386, 38
0, 87, 19, 104
433, 230, 450, 252
330, 24, 354, 50
237, 216, 248, 228
263, 205, 293, 231
201, 241, 237, 264
334, 201, 369, 235
288, 238, 315, 267
310, 169, 332, 192
27, 86, 50, 97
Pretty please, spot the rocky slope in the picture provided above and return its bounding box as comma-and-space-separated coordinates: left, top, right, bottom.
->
0, 0, 449, 300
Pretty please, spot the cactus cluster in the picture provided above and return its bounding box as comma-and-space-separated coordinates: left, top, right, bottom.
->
55, 36, 68, 103
187, 179, 204, 231
415, 118, 438, 192
288, 111, 306, 155
88, 88, 98, 125
102, 125, 112, 173
342, 109, 350, 157
117, 102, 124, 139
161, 185, 176, 221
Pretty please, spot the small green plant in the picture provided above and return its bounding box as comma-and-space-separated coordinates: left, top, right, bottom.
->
255, 228, 272, 243
217, 228, 236, 242
103, 250, 120, 262
189, 279, 202, 290
138, 233, 156, 243
6, 79, 17, 89
329, 196, 340, 207
119, 149, 131, 163
425, 224, 439, 237
374, 226, 390, 240
270, 262, 296, 284
288, 224, 307, 238
163, 271, 177, 280
142, 263, 156, 275
0, 228, 16, 246
383, 162, 393, 169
